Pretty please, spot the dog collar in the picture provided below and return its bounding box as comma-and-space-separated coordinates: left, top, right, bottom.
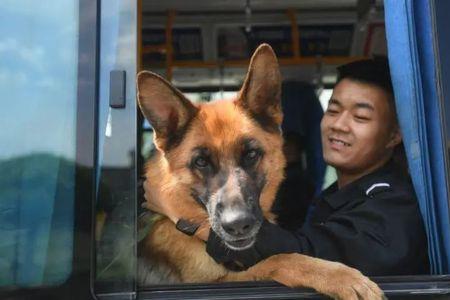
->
175, 218, 201, 236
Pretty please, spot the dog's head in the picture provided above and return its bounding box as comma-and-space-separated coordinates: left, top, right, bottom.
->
137, 44, 285, 250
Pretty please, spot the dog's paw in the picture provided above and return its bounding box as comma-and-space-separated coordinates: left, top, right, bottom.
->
269, 258, 385, 300
319, 262, 385, 300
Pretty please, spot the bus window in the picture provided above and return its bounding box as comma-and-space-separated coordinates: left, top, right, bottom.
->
0, 1, 98, 298
0, 0, 80, 288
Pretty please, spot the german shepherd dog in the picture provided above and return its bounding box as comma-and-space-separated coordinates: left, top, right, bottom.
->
137, 44, 383, 300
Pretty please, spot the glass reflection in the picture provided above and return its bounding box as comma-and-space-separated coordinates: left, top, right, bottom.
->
0, 0, 79, 288
95, 0, 137, 295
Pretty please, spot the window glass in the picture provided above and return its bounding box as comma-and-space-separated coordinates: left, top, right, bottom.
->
318, 88, 333, 112
184, 91, 238, 103
299, 25, 354, 56
0, 0, 79, 287
142, 27, 203, 66
94, 0, 137, 295
217, 26, 293, 60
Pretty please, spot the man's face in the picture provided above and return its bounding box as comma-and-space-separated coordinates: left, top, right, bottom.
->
320, 78, 401, 175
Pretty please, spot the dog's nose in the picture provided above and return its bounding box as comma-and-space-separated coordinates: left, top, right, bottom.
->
222, 216, 254, 236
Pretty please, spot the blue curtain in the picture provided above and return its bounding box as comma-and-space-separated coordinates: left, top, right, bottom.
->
385, 0, 450, 274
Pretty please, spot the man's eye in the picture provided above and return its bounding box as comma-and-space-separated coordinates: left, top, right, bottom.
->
194, 157, 209, 168
355, 115, 370, 121
326, 109, 339, 115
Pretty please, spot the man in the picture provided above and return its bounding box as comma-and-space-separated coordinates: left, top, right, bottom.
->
144, 58, 429, 276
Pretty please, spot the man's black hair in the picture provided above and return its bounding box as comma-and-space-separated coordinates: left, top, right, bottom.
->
336, 56, 394, 96
336, 56, 398, 122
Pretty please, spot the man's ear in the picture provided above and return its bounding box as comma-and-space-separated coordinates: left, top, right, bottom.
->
387, 126, 402, 148
137, 71, 198, 151
236, 44, 282, 131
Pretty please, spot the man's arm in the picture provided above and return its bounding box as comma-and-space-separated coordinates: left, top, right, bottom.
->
207, 189, 428, 275
206, 219, 314, 268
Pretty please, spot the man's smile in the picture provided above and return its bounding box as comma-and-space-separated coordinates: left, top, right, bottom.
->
328, 137, 351, 150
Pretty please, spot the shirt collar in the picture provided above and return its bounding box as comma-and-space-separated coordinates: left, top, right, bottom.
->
321, 160, 395, 209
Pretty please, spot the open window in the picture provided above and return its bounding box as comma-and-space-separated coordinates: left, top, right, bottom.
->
95, 0, 450, 299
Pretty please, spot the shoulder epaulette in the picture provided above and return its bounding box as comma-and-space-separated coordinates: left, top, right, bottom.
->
365, 183, 391, 197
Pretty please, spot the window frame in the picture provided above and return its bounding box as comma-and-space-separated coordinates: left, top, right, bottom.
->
132, 1, 450, 298
134, 276, 450, 299
431, 0, 450, 211
133, 2, 450, 298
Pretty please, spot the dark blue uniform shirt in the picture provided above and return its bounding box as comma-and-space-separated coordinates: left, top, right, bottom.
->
206, 160, 430, 276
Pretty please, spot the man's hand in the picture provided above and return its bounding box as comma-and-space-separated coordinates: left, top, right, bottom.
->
142, 177, 211, 241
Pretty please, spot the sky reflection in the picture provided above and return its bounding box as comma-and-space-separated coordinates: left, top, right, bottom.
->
0, 1, 79, 160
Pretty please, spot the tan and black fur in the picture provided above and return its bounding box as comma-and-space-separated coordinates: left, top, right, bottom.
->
137, 44, 384, 300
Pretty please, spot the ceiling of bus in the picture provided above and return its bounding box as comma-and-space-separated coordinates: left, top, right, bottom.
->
140, 0, 386, 89
142, 0, 383, 13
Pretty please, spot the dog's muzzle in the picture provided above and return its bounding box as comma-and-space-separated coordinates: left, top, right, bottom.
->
218, 208, 262, 250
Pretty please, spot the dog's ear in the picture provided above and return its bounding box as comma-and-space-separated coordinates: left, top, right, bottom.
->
137, 71, 198, 150
237, 44, 282, 131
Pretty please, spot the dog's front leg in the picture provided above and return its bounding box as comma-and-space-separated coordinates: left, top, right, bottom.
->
217, 253, 384, 300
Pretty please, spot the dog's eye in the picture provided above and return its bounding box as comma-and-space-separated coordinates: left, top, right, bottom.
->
243, 149, 260, 162
194, 157, 209, 168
